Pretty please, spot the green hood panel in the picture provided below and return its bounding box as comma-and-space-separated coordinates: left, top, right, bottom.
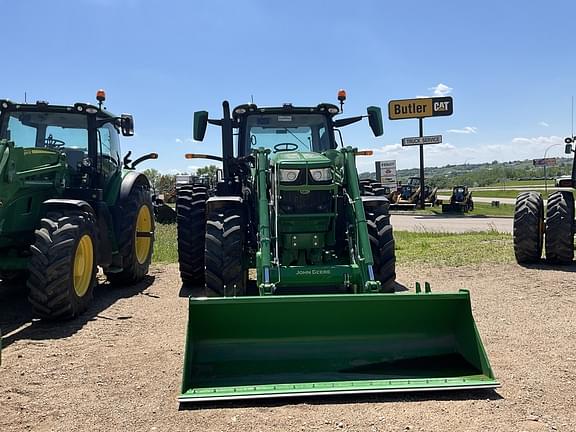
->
272, 151, 331, 168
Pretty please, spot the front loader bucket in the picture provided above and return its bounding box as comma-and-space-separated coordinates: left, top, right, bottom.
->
179, 290, 498, 403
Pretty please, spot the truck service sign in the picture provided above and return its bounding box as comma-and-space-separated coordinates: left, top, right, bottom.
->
388, 97, 453, 120
402, 135, 443, 146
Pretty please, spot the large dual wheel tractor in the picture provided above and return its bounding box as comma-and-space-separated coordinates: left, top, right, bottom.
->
513, 190, 574, 264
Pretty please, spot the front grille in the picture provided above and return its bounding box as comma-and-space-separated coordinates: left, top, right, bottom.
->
279, 190, 333, 214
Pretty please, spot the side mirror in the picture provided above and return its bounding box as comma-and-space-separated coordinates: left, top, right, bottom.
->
367, 106, 384, 137
120, 114, 135, 137
566, 143, 573, 154
193, 111, 209, 142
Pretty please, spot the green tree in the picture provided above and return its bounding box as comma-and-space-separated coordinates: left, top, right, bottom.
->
157, 174, 176, 196
197, 165, 219, 182
143, 168, 161, 190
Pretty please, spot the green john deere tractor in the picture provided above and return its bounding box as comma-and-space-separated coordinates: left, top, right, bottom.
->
513, 137, 575, 264
177, 94, 498, 402
0, 92, 156, 321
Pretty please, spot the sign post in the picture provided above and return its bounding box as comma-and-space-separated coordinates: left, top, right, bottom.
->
388, 96, 453, 209
533, 158, 557, 194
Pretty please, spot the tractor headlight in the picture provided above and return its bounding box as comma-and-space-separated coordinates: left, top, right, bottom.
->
309, 168, 332, 183
279, 169, 300, 183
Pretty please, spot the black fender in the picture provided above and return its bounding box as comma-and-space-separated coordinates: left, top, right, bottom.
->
42, 199, 95, 216
206, 196, 243, 214
40, 199, 114, 267
361, 196, 390, 213
119, 171, 151, 203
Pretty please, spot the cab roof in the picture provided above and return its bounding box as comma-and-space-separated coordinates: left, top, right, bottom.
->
0, 99, 118, 119
232, 103, 340, 120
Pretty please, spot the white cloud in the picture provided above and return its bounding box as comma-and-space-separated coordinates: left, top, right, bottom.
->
538, 121, 550, 127
511, 135, 563, 145
426, 143, 456, 153
447, 126, 478, 134
429, 83, 453, 97
374, 143, 403, 154
175, 137, 197, 143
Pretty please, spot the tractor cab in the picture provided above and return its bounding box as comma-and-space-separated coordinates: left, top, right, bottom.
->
400, 184, 415, 199
236, 104, 336, 156
0, 92, 135, 191
453, 186, 468, 202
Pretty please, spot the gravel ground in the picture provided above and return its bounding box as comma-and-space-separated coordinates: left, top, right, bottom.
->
1, 262, 575, 432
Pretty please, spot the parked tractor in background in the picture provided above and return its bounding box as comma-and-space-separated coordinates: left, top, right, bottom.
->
389, 177, 438, 210
513, 137, 575, 264
151, 192, 176, 224
175, 92, 498, 403
405, 176, 439, 206
0, 91, 156, 320
442, 185, 474, 213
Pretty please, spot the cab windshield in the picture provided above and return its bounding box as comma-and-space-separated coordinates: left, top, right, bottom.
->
1, 111, 88, 152
245, 113, 332, 153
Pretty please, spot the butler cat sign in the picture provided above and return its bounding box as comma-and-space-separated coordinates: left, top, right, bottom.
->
388, 97, 453, 120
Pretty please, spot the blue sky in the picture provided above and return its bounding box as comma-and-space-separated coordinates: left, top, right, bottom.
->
2, 0, 575, 173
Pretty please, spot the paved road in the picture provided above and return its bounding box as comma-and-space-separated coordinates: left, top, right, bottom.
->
390, 213, 513, 233
438, 195, 517, 205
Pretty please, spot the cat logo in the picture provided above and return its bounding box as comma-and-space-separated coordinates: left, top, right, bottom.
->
388, 96, 453, 120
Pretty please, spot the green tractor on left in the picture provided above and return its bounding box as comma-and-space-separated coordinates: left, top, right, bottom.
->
0, 90, 156, 321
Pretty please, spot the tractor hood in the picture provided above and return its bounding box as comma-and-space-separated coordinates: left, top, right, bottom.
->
271, 151, 332, 168
0, 140, 66, 251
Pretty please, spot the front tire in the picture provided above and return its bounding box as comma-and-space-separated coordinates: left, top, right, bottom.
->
176, 185, 208, 284
513, 191, 544, 263
366, 209, 396, 293
106, 185, 155, 285
27, 210, 98, 319
545, 191, 574, 264
205, 207, 247, 296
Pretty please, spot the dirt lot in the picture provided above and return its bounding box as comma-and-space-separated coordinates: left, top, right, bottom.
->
1, 263, 575, 432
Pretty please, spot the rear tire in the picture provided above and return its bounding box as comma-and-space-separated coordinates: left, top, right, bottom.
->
205, 207, 247, 296
106, 185, 155, 285
513, 191, 544, 263
27, 210, 98, 320
176, 185, 208, 283
545, 191, 574, 264
366, 209, 396, 293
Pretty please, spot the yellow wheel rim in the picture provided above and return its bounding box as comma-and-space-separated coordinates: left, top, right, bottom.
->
73, 234, 94, 297
135, 205, 152, 265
